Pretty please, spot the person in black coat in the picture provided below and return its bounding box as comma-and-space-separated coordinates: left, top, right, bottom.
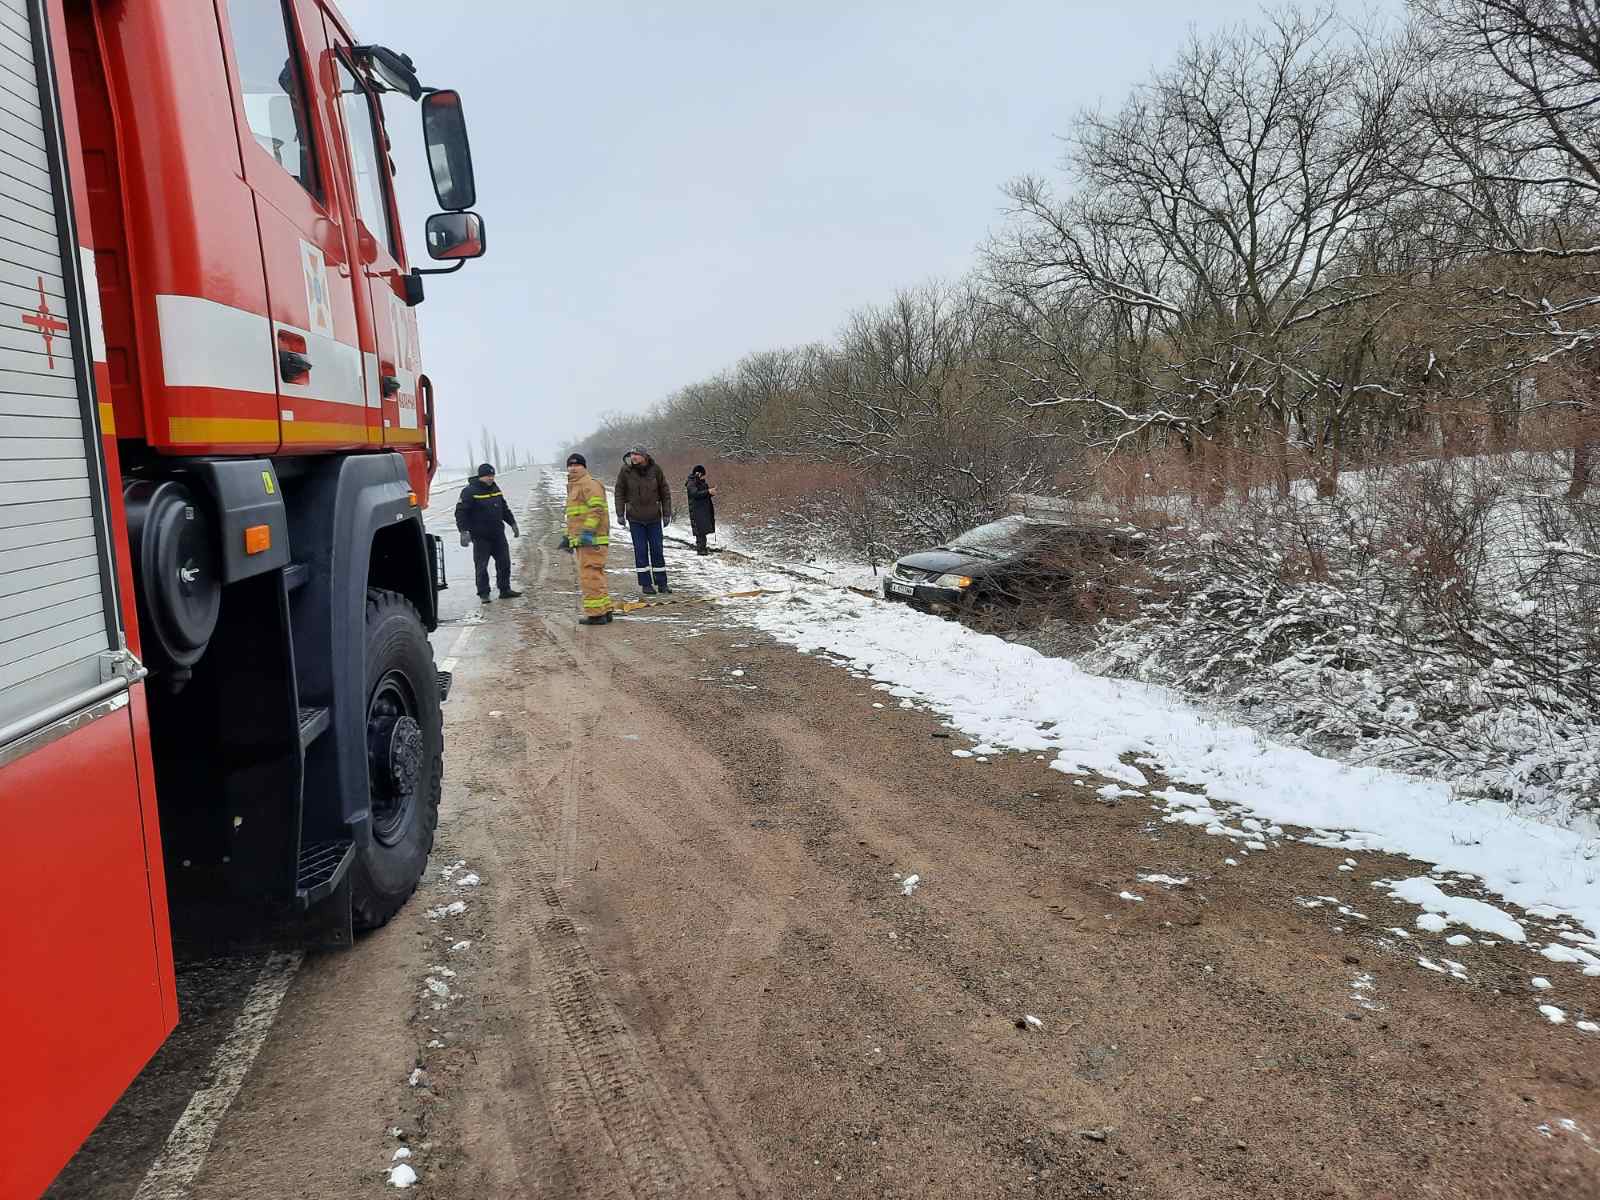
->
454, 463, 521, 602
686, 465, 716, 555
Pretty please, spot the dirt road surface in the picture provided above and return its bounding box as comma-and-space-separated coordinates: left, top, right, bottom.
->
52, 470, 1600, 1199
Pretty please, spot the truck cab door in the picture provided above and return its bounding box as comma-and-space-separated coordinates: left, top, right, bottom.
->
217, 0, 370, 449
318, 18, 422, 449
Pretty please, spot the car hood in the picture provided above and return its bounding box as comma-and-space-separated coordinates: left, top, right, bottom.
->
896, 549, 998, 575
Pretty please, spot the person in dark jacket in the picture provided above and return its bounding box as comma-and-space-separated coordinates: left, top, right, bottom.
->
455, 463, 521, 603
614, 448, 673, 594
686, 465, 717, 555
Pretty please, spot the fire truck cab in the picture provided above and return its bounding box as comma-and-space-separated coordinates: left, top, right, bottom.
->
0, 1, 485, 1193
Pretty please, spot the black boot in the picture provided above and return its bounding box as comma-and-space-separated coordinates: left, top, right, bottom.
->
480, 593, 492, 604
500, 587, 523, 599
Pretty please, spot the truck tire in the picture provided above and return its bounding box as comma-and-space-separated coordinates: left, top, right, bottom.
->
350, 588, 444, 930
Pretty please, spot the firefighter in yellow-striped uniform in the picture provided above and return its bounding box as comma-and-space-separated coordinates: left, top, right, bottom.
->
563, 453, 613, 625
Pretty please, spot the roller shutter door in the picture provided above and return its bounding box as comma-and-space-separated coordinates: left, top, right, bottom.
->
0, 0, 118, 737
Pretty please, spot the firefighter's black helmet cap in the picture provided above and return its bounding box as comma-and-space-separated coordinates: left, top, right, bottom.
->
566, 453, 587, 467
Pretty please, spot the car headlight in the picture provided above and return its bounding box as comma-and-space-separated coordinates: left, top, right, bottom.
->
932, 573, 973, 589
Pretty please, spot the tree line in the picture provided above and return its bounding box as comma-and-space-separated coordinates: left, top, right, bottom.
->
574, 1, 1600, 530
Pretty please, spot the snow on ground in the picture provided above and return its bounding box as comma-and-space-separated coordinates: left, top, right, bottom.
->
678, 560, 1600, 945
388, 1162, 418, 1188
1381, 878, 1527, 942
536, 469, 1600, 978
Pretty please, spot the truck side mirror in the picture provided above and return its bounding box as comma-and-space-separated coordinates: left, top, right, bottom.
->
421, 90, 476, 210
425, 211, 486, 261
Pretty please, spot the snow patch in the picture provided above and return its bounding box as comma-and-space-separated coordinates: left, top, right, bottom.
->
388, 1163, 418, 1188
1383, 878, 1527, 942
1541, 943, 1600, 970
739, 587, 1600, 937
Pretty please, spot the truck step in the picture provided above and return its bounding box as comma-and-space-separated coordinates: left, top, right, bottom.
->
283, 561, 310, 592
297, 705, 331, 748
437, 669, 453, 703
296, 838, 355, 906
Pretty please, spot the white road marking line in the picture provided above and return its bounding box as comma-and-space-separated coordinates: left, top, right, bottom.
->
133, 952, 303, 1200
453, 623, 477, 654
439, 656, 459, 674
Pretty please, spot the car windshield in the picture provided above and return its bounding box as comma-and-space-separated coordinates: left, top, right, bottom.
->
946, 516, 1052, 555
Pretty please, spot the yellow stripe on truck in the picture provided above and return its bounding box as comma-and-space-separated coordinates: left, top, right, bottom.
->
97, 402, 115, 435
280, 420, 372, 444
167, 416, 280, 443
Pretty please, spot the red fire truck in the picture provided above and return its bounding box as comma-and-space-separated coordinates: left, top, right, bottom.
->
0, 1, 484, 1193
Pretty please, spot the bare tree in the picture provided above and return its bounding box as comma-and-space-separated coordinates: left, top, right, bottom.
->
1409, 0, 1600, 491
991, 8, 1415, 497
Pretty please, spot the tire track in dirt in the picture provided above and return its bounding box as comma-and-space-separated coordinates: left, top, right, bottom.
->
429, 484, 765, 1198
427, 472, 1600, 1197
525, 532, 763, 1199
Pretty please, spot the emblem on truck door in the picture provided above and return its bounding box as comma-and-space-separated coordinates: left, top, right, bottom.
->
22, 276, 68, 370
300, 240, 334, 339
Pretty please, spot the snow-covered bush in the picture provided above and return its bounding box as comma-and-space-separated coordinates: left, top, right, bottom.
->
1086, 454, 1600, 820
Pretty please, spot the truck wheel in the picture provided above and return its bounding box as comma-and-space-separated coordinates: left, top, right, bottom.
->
350, 588, 443, 930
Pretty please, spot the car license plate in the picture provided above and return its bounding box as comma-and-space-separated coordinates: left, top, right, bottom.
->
887, 579, 913, 596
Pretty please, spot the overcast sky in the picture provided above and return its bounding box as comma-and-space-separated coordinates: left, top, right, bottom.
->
340, 0, 1333, 465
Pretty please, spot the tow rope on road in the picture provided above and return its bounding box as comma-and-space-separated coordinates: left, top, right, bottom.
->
618, 588, 776, 613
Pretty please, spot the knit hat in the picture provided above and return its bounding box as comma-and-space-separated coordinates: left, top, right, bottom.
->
476, 462, 495, 476
691, 465, 706, 476
566, 452, 586, 467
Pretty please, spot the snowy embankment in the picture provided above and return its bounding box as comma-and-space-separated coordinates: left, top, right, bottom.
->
687, 565, 1600, 952
568, 466, 1600, 955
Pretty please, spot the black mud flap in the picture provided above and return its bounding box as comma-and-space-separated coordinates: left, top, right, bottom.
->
295, 867, 354, 949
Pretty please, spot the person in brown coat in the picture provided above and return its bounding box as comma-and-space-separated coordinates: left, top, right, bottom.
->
614, 448, 673, 594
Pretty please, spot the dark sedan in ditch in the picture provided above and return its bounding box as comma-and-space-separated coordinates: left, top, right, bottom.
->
882, 514, 1141, 622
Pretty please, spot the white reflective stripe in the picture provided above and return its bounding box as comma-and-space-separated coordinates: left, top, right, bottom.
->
274, 320, 364, 407
362, 351, 381, 408
79, 247, 106, 364
396, 367, 418, 429
156, 294, 276, 394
